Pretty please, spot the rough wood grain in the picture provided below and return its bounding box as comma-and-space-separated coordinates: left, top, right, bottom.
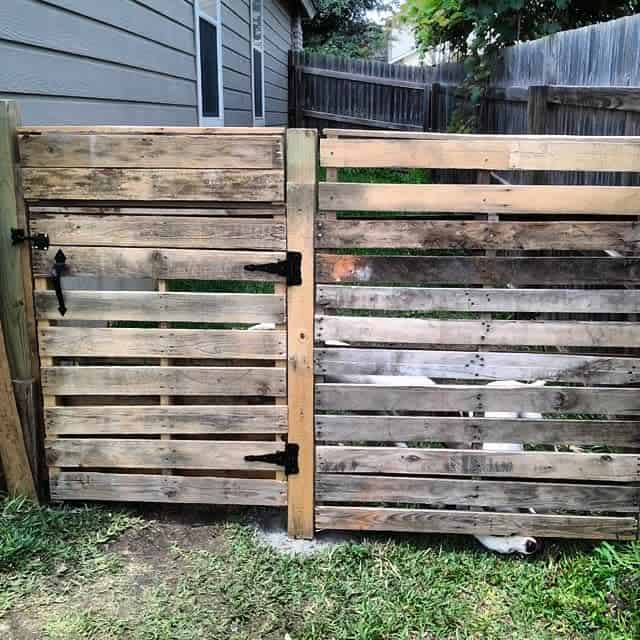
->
51, 472, 287, 506
18, 126, 286, 135
315, 506, 637, 540
42, 366, 286, 396
30, 205, 285, 217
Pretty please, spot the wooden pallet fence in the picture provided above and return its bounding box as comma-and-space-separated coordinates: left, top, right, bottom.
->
315, 129, 640, 541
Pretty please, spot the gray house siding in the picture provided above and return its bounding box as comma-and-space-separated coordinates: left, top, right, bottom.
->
0, 0, 299, 126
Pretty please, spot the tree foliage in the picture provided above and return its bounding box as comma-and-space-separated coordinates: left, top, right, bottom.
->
304, 0, 394, 58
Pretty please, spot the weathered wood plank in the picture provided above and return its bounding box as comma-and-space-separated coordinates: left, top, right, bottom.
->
547, 86, 640, 113
316, 475, 640, 512
316, 348, 640, 386
18, 126, 286, 135
35, 290, 285, 324
316, 415, 640, 447
316, 383, 640, 415
39, 328, 286, 359
33, 247, 286, 281
320, 183, 640, 215
19, 134, 284, 169
321, 137, 640, 172
316, 316, 640, 348
42, 366, 286, 396
52, 472, 287, 506
315, 507, 637, 540
30, 206, 285, 217
47, 439, 286, 471
317, 446, 638, 481
22, 168, 284, 202
316, 254, 640, 286
45, 405, 287, 436
316, 218, 640, 251
316, 286, 640, 314
31, 215, 286, 250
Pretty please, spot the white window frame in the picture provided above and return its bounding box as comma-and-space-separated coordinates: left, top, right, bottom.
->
251, 0, 266, 126
194, 0, 224, 126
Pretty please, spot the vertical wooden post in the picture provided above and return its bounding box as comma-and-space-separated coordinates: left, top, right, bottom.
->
429, 83, 441, 132
422, 84, 431, 132
288, 51, 297, 129
527, 85, 549, 184
0, 100, 40, 491
286, 129, 317, 539
294, 65, 305, 128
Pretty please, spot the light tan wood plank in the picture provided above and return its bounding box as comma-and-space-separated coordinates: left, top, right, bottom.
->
316, 383, 640, 415
320, 183, 640, 215
51, 472, 286, 506
316, 316, 640, 348
316, 254, 640, 286
19, 126, 286, 135
30, 206, 285, 217
316, 475, 640, 512
316, 415, 640, 447
42, 366, 286, 396
321, 137, 640, 172
316, 348, 640, 386
47, 439, 286, 471
316, 218, 640, 251
19, 134, 284, 169
39, 328, 286, 359
45, 405, 287, 436
35, 290, 285, 324
31, 215, 286, 250
22, 168, 284, 202
317, 446, 638, 482
32, 247, 286, 281
316, 286, 640, 314
315, 506, 637, 540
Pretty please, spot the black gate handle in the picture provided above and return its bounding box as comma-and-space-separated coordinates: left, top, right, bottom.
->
51, 249, 67, 316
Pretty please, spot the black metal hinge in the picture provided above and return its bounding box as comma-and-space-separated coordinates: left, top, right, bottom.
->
245, 442, 299, 475
244, 251, 302, 286
11, 228, 50, 251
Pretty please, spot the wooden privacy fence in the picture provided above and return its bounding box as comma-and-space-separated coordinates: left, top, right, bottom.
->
315, 129, 640, 540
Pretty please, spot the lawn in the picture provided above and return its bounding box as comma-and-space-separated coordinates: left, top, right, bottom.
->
1, 497, 638, 640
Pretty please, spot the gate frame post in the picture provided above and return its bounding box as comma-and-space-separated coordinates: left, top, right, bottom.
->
286, 129, 317, 539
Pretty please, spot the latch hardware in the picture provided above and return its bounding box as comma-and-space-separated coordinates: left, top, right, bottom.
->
51, 249, 67, 317
245, 442, 299, 475
244, 251, 302, 286
11, 228, 50, 251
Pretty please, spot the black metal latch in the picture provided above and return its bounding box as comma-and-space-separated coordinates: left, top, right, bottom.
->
245, 442, 299, 475
51, 249, 67, 317
244, 251, 302, 286
11, 228, 50, 251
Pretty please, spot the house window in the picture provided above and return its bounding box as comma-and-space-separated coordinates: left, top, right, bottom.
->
251, 0, 265, 125
195, 0, 224, 126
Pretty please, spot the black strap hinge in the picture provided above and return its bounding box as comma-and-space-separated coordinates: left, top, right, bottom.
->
11, 228, 50, 251
244, 442, 299, 475
244, 251, 302, 286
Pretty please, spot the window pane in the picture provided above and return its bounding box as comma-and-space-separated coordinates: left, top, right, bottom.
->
199, 18, 220, 118
198, 0, 218, 21
252, 0, 263, 46
253, 48, 264, 118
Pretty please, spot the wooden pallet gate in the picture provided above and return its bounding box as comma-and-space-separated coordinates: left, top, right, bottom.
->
7, 120, 640, 540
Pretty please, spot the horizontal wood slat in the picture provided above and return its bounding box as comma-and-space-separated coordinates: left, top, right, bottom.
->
39, 328, 286, 359
31, 215, 286, 250
22, 168, 284, 202
46, 405, 287, 436
317, 446, 638, 481
19, 134, 284, 169
317, 254, 640, 286
316, 475, 640, 512
316, 383, 640, 414
51, 472, 287, 506
316, 218, 640, 251
320, 183, 640, 215
35, 290, 285, 324
320, 137, 640, 172
315, 507, 637, 540
317, 286, 640, 314
47, 439, 286, 471
316, 348, 640, 386
18, 126, 286, 135
42, 366, 286, 396
33, 247, 286, 281
30, 206, 285, 217
316, 316, 640, 348
316, 415, 640, 447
